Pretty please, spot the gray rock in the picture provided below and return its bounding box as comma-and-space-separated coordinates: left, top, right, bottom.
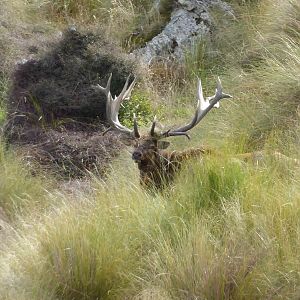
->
133, 0, 234, 64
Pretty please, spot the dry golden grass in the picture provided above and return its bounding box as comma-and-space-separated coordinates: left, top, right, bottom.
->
0, 0, 300, 299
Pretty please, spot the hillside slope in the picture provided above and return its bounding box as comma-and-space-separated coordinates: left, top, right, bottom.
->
0, 0, 300, 299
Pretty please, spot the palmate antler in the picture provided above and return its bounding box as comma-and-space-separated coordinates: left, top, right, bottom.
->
96, 74, 232, 139
160, 77, 232, 139
94, 73, 140, 138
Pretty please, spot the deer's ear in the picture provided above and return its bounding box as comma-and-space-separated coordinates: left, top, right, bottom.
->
158, 141, 170, 149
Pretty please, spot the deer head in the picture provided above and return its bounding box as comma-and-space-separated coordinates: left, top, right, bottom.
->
94, 74, 232, 165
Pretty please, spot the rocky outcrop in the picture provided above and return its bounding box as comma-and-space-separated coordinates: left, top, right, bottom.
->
133, 0, 234, 64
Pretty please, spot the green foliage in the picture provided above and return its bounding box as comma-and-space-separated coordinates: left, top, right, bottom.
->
119, 90, 153, 127
172, 158, 246, 216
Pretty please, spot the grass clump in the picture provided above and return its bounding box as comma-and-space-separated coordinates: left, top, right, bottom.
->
135, 159, 300, 299
0, 73, 8, 124
120, 90, 153, 127
2, 156, 300, 299
0, 0, 300, 299
171, 157, 246, 218
0, 174, 172, 299
174, 0, 300, 152
0, 142, 52, 219
36, 0, 173, 49
37, 0, 113, 22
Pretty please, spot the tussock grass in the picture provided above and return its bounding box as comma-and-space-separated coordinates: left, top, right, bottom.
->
37, 0, 150, 21
36, 0, 155, 43
1, 156, 300, 299
0, 142, 52, 219
166, 0, 300, 153
136, 159, 300, 299
0, 171, 169, 299
0, 74, 8, 124
34, 0, 172, 48
0, 0, 300, 299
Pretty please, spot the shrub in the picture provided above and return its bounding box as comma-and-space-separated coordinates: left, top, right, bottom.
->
4, 29, 135, 178
119, 90, 153, 128
8, 29, 136, 125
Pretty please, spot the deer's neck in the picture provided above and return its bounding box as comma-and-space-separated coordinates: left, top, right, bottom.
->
138, 148, 209, 189
137, 151, 175, 189
137, 152, 161, 172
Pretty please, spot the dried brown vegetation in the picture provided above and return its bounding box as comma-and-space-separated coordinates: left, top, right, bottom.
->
4, 29, 136, 177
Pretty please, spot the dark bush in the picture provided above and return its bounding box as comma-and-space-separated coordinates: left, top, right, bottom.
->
4, 28, 137, 178
8, 28, 135, 125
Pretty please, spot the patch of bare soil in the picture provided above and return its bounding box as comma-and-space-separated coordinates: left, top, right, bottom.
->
4, 29, 136, 178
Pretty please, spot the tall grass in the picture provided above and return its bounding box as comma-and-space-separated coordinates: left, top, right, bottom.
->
34, 0, 172, 48
1, 155, 300, 299
0, 142, 53, 219
0, 170, 170, 299
142, 157, 300, 299
166, 0, 300, 153
36, 0, 153, 38
0, 74, 8, 124
0, 0, 300, 299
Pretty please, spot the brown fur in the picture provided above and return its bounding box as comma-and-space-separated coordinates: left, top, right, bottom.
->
131, 136, 211, 189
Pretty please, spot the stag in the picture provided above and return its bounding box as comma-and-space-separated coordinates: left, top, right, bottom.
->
94, 74, 232, 188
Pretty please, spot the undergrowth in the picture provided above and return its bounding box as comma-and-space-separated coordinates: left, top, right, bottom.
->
0, 74, 8, 124
1, 155, 300, 299
0, 0, 300, 299
0, 142, 52, 219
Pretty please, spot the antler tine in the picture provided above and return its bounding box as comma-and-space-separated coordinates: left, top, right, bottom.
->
195, 76, 232, 124
163, 130, 191, 139
133, 113, 140, 138
162, 77, 232, 138
150, 115, 157, 136
96, 74, 139, 136
110, 75, 137, 123
96, 73, 112, 96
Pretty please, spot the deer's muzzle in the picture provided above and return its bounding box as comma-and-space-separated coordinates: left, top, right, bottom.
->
132, 151, 142, 162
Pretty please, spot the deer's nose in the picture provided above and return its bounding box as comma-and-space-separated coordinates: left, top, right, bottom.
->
132, 151, 142, 161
